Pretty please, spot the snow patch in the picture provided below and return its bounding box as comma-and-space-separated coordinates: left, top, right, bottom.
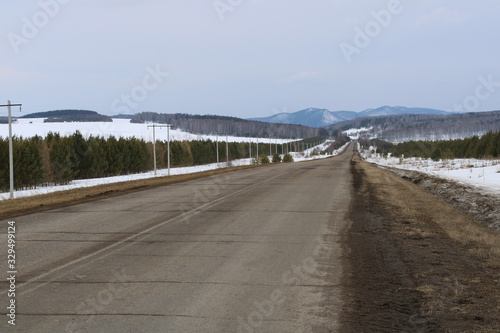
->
362, 150, 500, 196
343, 127, 372, 139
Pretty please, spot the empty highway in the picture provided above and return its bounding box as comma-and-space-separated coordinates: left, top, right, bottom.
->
1, 145, 353, 332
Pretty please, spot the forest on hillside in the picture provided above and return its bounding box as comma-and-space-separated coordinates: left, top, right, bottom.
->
362, 131, 500, 160
131, 112, 321, 139
327, 111, 500, 142
0, 133, 318, 192
21, 110, 112, 123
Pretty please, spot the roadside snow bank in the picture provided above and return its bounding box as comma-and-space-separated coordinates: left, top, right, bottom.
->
360, 149, 499, 230
363, 153, 500, 196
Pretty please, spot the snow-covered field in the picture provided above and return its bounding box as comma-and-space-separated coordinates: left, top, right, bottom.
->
1, 118, 294, 144
362, 148, 500, 196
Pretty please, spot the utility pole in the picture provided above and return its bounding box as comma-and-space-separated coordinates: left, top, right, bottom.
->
249, 138, 252, 163
166, 124, 171, 176
216, 134, 219, 167
147, 124, 170, 176
0, 101, 22, 199
226, 134, 229, 163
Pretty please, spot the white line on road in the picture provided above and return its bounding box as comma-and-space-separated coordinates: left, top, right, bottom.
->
12, 169, 291, 296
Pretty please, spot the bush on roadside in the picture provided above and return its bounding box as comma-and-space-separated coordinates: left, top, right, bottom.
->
272, 153, 282, 163
258, 154, 270, 164
283, 154, 294, 163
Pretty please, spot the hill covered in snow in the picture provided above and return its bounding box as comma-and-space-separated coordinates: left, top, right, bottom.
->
2, 118, 297, 144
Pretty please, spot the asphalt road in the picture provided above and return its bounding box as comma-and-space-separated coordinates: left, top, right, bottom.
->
1, 145, 353, 333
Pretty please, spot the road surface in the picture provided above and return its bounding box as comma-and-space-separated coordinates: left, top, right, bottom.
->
1, 145, 353, 332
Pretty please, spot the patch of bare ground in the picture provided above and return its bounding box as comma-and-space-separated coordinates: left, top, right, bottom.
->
341, 154, 500, 332
0, 164, 264, 220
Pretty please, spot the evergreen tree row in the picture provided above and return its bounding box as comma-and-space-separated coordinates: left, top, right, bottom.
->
365, 131, 500, 160
0, 132, 310, 192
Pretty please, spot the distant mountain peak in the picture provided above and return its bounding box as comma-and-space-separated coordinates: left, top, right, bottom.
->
249, 106, 451, 128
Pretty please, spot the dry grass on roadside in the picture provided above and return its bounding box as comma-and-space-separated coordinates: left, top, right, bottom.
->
0, 164, 264, 220
355, 155, 500, 268
353, 155, 500, 331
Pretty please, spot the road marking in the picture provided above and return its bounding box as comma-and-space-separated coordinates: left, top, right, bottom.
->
13, 169, 291, 296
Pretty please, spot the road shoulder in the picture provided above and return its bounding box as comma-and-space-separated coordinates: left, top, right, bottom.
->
340, 155, 500, 332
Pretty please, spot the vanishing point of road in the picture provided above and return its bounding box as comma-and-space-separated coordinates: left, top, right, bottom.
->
1, 145, 354, 332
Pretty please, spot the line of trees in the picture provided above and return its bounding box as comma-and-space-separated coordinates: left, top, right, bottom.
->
0, 132, 313, 192
131, 112, 320, 139
364, 131, 500, 160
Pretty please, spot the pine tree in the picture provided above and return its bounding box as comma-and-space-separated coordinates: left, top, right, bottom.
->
431, 147, 442, 161
49, 135, 78, 184
81, 136, 109, 179
0, 138, 9, 191
105, 136, 124, 176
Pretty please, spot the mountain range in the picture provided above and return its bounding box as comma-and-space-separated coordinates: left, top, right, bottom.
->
249, 106, 451, 128
11, 107, 498, 142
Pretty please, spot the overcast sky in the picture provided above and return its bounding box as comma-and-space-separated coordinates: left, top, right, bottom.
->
1, 0, 499, 118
